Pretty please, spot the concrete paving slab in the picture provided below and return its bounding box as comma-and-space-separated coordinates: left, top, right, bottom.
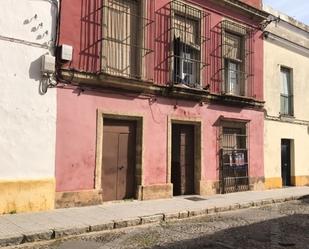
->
0, 187, 308, 247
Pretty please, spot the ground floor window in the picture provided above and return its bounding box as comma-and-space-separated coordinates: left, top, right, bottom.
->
220, 122, 249, 193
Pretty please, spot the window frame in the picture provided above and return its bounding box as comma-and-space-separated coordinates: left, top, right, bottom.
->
280, 66, 294, 117
170, 1, 206, 88
222, 29, 246, 96
101, 0, 151, 80
220, 19, 255, 98
219, 121, 250, 194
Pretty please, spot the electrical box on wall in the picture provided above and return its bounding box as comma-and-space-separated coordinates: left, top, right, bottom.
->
41, 54, 55, 74
60, 44, 73, 61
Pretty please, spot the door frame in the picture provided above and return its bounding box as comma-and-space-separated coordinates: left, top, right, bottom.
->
95, 111, 144, 199
167, 116, 203, 195
281, 139, 294, 187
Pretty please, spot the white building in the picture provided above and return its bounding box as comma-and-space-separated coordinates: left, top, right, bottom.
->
263, 6, 309, 189
0, 0, 58, 214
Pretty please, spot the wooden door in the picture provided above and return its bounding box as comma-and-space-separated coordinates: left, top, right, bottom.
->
102, 119, 136, 201
172, 124, 195, 196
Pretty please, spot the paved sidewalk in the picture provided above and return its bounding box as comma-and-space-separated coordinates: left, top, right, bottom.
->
1, 187, 309, 247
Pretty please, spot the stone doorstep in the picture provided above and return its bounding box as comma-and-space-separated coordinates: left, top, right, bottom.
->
0, 194, 303, 247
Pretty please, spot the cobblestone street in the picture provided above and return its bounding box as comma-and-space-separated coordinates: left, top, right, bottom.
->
8, 196, 309, 249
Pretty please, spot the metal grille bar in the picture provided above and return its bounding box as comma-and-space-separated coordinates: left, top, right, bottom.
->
220, 127, 249, 194
169, 0, 210, 88
210, 20, 255, 97
100, 0, 154, 80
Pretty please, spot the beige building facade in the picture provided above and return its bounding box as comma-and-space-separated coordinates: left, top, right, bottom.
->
263, 6, 309, 189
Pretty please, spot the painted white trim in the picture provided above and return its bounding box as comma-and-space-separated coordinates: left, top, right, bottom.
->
265, 32, 309, 57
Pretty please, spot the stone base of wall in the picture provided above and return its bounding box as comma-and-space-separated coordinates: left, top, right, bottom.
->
264, 177, 283, 189
55, 189, 103, 208
250, 177, 265, 191
291, 176, 309, 186
198, 177, 265, 195
0, 178, 55, 214
137, 184, 173, 200
264, 176, 309, 189
199, 180, 220, 196
56, 184, 174, 208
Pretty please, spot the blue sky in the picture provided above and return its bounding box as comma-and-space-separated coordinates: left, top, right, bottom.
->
263, 0, 309, 25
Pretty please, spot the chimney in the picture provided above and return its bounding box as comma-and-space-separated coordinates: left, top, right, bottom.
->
238, 0, 262, 9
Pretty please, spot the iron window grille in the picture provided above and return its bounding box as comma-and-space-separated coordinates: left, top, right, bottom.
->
211, 20, 254, 97
101, 0, 154, 81
219, 125, 249, 194
170, 0, 210, 89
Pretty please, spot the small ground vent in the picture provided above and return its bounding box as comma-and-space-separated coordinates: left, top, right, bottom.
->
185, 197, 207, 202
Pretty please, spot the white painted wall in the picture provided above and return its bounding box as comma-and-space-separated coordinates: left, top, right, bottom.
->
263, 7, 309, 181
0, 0, 57, 179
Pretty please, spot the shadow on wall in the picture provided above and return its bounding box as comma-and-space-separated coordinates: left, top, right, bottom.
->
27, 1, 59, 95
29, 56, 42, 82
79, 0, 102, 73
49, 0, 58, 54
70, 87, 137, 101
29, 56, 51, 95
154, 2, 172, 86
206, 104, 243, 113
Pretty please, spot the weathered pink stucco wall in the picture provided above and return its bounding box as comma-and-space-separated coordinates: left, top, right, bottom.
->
55, 88, 264, 191
56, 0, 265, 192
58, 0, 264, 100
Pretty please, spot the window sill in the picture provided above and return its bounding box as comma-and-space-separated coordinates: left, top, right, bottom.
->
221, 92, 252, 99
172, 83, 205, 91
59, 69, 264, 108
279, 114, 295, 121
100, 72, 154, 85
210, 92, 264, 107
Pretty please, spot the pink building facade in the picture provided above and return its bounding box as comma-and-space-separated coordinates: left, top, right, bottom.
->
55, 0, 267, 207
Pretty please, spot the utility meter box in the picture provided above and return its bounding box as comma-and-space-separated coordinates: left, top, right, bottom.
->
60, 44, 73, 61
41, 54, 55, 74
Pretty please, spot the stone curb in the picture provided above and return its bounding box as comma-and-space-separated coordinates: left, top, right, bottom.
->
0, 194, 304, 247
114, 217, 141, 229
89, 221, 114, 232
23, 229, 54, 243
0, 234, 24, 247
54, 226, 90, 239
141, 214, 164, 224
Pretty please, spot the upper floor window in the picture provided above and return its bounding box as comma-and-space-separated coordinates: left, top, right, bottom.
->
101, 0, 153, 80
224, 32, 244, 96
220, 20, 253, 97
171, 1, 209, 88
280, 67, 293, 116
